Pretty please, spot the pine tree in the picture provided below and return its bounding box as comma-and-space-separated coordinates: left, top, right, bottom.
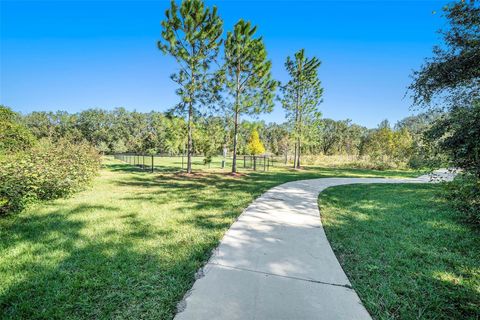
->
158, 0, 223, 173
222, 20, 277, 173
280, 49, 323, 168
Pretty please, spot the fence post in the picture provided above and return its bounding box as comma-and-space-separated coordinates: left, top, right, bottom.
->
182, 155, 184, 170
243, 156, 246, 168
264, 156, 266, 171
253, 156, 257, 171
151, 155, 154, 173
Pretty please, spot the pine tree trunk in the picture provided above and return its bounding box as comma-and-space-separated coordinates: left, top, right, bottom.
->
296, 137, 301, 168
293, 141, 297, 168
232, 110, 239, 173
232, 70, 240, 174
296, 113, 302, 169
187, 103, 193, 174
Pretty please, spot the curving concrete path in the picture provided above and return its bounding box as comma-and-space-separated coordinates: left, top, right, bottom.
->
175, 170, 454, 320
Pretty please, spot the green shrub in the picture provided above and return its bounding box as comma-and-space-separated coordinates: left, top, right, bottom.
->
0, 139, 101, 214
203, 155, 212, 167
0, 105, 36, 153
444, 173, 480, 227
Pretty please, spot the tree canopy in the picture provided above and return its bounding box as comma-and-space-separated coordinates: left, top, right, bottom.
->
409, 0, 479, 109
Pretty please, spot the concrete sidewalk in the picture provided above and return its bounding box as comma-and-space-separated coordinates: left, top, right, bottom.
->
175, 171, 454, 320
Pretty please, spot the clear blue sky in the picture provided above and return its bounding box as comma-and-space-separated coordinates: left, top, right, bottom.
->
1, 0, 447, 128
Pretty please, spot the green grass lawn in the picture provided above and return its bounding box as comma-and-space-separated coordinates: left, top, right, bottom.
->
320, 184, 480, 320
0, 158, 420, 319
118, 154, 306, 172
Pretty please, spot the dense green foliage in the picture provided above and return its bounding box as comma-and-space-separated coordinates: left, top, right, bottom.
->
22, 108, 189, 154
360, 123, 414, 169
17, 107, 437, 170
0, 106, 101, 214
320, 183, 480, 319
444, 173, 480, 226
0, 139, 101, 214
0, 158, 420, 319
0, 105, 36, 153
426, 102, 480, 178
410, 0, 480, 223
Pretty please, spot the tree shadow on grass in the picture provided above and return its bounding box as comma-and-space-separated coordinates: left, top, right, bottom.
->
0, 202, 210, 320
105, 163, 184, 173
319, 183, 480, 319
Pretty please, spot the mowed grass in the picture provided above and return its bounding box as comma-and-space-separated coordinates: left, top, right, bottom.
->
0, 158, 420, 319
320, 184, 480, 320
118, 154, 335, 172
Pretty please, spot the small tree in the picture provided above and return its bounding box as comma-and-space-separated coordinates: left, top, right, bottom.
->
222, 20, 276, 173
158, 0, 223, 173
246, 129, 265, 155
280, 49, 323, 168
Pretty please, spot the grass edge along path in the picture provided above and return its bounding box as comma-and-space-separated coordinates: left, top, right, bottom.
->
319, 183, 480, 320
0, 158, 421, 319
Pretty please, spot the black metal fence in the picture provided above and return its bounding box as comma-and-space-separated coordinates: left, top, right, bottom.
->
113, 153, 274, 172
241, 155, 273, 171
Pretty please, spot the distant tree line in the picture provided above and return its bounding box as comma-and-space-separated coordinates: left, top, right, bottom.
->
9, 106, 440, 169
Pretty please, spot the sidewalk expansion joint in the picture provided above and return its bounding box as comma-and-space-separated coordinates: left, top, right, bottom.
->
208, 262, 353, 289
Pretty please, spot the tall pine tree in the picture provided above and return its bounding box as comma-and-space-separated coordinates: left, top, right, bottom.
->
158, 0, 223, 173
222, 20, 276, 173
280, 49, 323, 168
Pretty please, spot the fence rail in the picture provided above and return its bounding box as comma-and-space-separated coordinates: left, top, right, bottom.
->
113, 153, 274, 173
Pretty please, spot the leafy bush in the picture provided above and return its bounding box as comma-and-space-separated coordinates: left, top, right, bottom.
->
0, 139, 101, 214
444, 174, 480, 227
0, 105, 36, 153
203, 155, 212, 167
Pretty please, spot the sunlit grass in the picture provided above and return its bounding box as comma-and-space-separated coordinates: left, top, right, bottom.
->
0, 158, 421, 319
320, 184, 480, 319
